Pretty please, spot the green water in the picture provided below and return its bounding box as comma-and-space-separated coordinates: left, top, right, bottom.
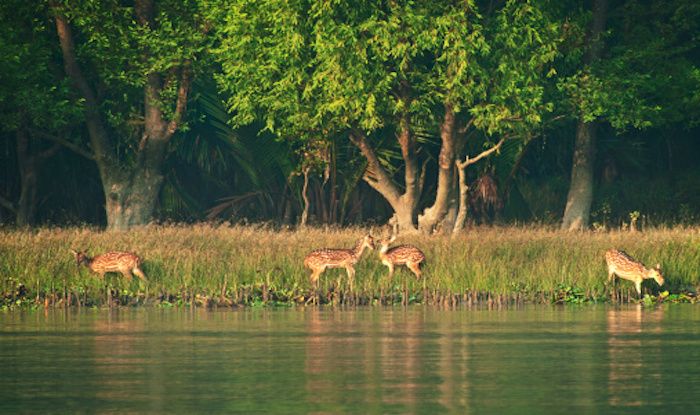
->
1, 305, 699, 414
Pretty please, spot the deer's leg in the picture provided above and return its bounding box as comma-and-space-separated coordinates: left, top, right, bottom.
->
385, 262, 395, 279
606, 271, 616, 297
309, 270, 318, 287
121, 269, 134, 282
133, 267, 148, 282
310, 268, 323, 288
635, 281, 642, 298
408, 262, 422, 279
346, 266, 356, 289
101, 274, 111, 307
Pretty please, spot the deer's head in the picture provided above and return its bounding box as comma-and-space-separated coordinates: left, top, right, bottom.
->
70, 249, 90, 266
648, 264, 665, 287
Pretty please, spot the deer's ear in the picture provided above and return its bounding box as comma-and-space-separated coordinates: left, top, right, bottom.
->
70, 249, 78, 255
656, 263, 661, 270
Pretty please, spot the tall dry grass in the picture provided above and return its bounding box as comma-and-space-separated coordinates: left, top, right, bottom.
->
1, 224, 699, 307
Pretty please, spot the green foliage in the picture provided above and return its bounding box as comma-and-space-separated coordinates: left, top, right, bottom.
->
55, 0, 211, 145
209, 0, 561, 146
555, 0, 700, 130
0, 1, 81, 131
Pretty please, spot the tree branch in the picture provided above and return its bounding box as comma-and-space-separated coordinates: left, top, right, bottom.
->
0, 194, 17, 213
456, 136, 509, 169
29, 129, 95, 160
349, 130, 401, 206
52, 3, 114, 168
417, 157, 429, 199
166, 62, 192, 138
458, 117, 476, 134
38, 143, 62, 162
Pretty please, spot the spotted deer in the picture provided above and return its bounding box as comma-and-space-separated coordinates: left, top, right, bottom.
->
605, 249, 664, 297
378, 228, 426, 280
71, 250, 148, 282
303, 234, 375, 288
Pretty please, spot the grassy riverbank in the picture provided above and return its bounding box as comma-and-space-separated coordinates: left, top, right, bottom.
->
1, 225, 699, 308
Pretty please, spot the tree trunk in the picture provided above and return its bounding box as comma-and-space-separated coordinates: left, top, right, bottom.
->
453, 166, 470, 233
561, 0, 607, 231
418, 104, 457, 234
562, 120, 597, 230
349, 126, 420, 234
103, 169, 164, 231
300, 167, 310, 227
15, 128, 39, 227
53, 1, 191, 231
14, 127, 60, 227
453, 136, 507, 233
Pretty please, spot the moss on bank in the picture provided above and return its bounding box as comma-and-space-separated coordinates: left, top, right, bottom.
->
1, 225, 699, 309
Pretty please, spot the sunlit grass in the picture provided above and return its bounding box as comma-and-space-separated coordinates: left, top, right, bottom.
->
1, 224, 699, 308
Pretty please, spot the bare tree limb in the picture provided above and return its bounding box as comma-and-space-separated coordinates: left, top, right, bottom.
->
37, 143, 62, 162
456, 136, 509, 169
300, 166, 310, 227
0, 194, 17, 213
29, 129, 95, 160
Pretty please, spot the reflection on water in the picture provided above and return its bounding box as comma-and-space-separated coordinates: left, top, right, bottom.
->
607, 306, 664, 408
1, 306, 699, 414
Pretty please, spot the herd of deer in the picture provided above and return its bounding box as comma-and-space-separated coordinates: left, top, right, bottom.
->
70, 230, 667, 298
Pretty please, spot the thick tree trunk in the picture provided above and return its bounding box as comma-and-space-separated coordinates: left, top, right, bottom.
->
561, 0, 607, 231
103, 169, 164, 231
418, 104, 457, 234
349, 126, 421, 234
53, 1, 190, 231
562, 120, 597, 230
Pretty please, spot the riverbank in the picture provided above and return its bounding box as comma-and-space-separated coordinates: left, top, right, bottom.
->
1, 224, 698, 308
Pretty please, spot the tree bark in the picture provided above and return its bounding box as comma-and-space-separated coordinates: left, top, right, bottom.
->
561, 120, 597, 230
300, 167, 310, 227
13, 127, 60, 227
418, 104, 457, 234
561, 0, 608, 231
103, 169, 165, 231
453, 166, 470, 233
52, 0, 191, 230
349, 123, 420, 233
453, 136, 507, 233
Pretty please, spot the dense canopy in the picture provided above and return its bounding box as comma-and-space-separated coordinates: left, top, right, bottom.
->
1, 0, 699, 230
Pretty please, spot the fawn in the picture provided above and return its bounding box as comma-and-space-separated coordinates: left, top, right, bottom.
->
304, 234, 375, 288
377, 229, 426, 280
605, 249, 664, 297
71, 249, 148, 282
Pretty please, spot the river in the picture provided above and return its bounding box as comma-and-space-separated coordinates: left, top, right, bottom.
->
1, 305, 699, 414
